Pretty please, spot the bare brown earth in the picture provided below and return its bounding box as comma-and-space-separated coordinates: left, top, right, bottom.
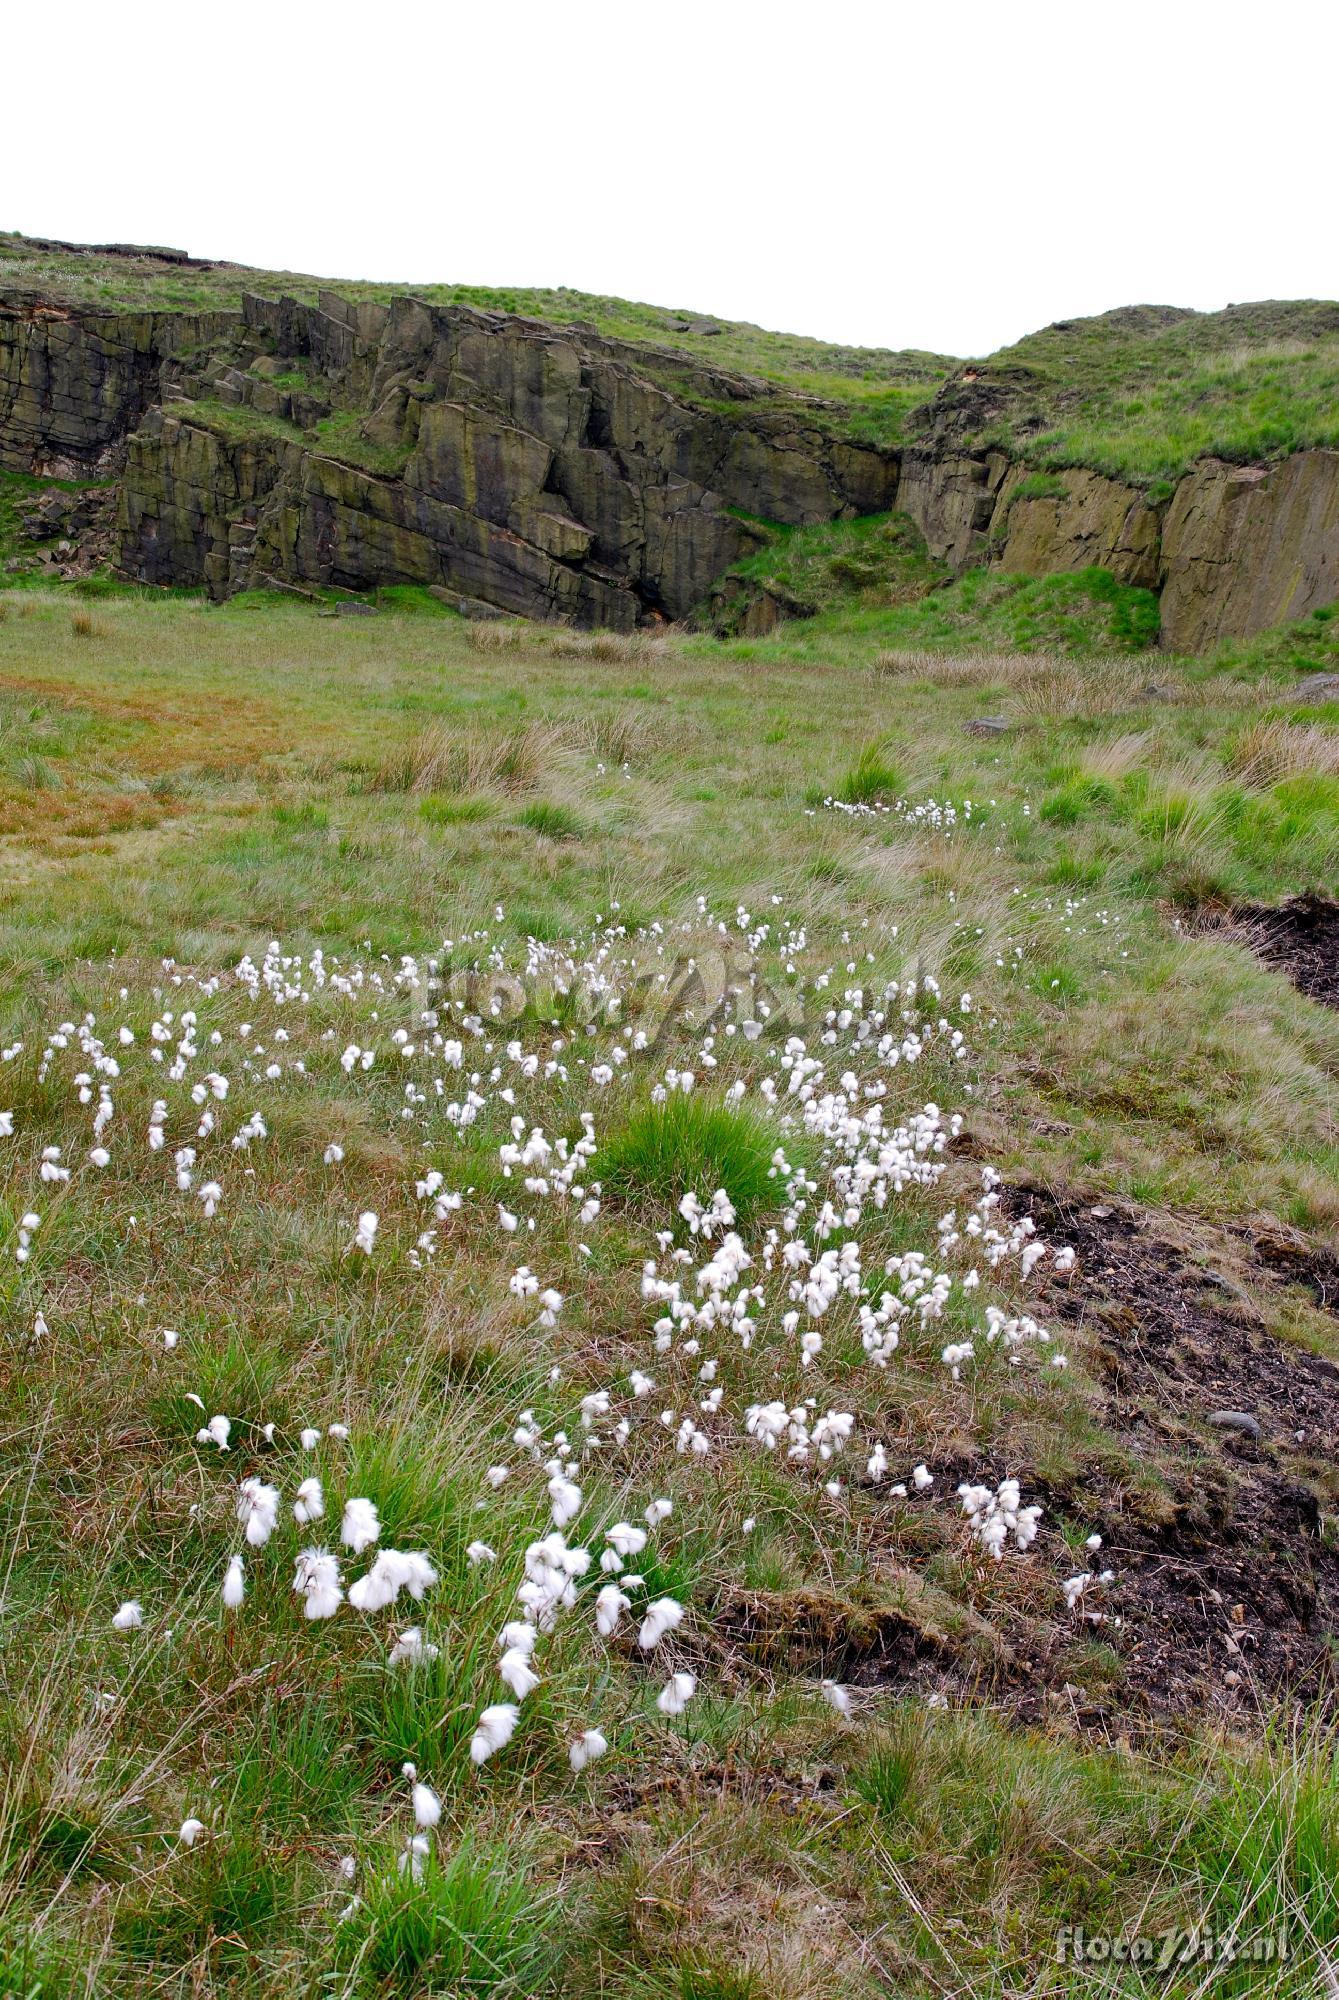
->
1004, 1183, 1339, 1724
1235, 895, 1339, 1010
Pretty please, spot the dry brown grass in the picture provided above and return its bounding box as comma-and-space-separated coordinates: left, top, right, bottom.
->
371, 720, 568, 795
1227, 717, 1339, 784
70, 610, 104, 639
463, 621, 533, 654
463, 620, 668, 668
545, 628, 667, 665
871, 648, 1162, 719
1077, 731, 1152, 780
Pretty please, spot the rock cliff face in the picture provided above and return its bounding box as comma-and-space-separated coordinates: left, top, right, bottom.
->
2, 285, 898, 627
0, 298, 235, 478
1158, 452, 1339, 652
2, 282, 1337, 646
895, 442, 1339, 649
990, 466, 1161, 589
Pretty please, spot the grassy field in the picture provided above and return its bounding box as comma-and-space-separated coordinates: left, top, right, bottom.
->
0, 575, 1337, 1996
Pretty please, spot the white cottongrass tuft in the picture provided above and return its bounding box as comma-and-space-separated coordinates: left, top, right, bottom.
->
112, 1600, 143, 1631
237, 1477, 280, 1547
497, 1647, 541, 1700
656, 1671, 697, 1716
411, 1780, 441, 1829
637, 1597, 684, 1650
569, 1728, 608, 1772
347, 1548, 438, 1614
470, 1702, 519, 1765
340, 1496, 381, 1553
292, 1547, 344, 1620
222, 1555, 245, 1610
388, 1625, 439, 1665
820, 1679, 852, 1719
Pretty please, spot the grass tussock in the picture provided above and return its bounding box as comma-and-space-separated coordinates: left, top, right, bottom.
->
599, 1093, 798, 1221
837, 742, 902, 805
371, 721, 566, 796
334, 1845, 557, 1992
1228, 716, 1339, 783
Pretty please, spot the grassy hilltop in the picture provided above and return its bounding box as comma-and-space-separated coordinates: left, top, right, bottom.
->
0, 551, 1336, 1994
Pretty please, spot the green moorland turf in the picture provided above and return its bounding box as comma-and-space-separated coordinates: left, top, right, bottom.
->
0, 572, 1336, 1996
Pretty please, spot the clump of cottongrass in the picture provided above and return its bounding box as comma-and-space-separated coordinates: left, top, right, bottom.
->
596, 1584, 631, 1637
237, 1477, 280, 1547
389, 1626, 439, 1665
293, 1547, 344, 1620
638, 1597, 683, 1649
348, 1548, 437, 1613
340, 1496, 380, 1553
498, 1646, 541, 1699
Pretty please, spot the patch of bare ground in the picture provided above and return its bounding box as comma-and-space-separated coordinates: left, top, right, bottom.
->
1006, 1181, 1339, 1722
1214, 895, 1339, 1008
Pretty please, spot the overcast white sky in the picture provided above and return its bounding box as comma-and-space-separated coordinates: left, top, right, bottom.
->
7, 0, 1334, 357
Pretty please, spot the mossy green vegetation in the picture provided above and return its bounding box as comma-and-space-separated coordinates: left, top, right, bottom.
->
713, 511, 945, 627
727, 562, 1162, 659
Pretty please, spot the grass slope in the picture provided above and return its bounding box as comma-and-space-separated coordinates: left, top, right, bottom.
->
934, 299, 1339, 491
0, 574, 1337, 1995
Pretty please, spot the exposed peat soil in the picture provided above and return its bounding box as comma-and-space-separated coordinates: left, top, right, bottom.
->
1231, 895, 1339, 1009
1004, 1182, 1339, 1724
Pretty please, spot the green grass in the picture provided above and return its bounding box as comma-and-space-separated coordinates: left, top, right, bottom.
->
599, 1093, 798, 1222
518, 800, 584, 841
708, 511, 945, 632
836, 742, 903, 804
846, 565, 1162, 656
931, 300, 1339, 488
335, 1845, 557, 1993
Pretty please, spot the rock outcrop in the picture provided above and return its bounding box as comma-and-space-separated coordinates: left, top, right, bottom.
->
895, 449, 1009, 567
3, 279, 1338, 645
1158, 451, 1339, 652
0, 296, 234, 478
3, 284, 899, 626
990, 466, 1161, 589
